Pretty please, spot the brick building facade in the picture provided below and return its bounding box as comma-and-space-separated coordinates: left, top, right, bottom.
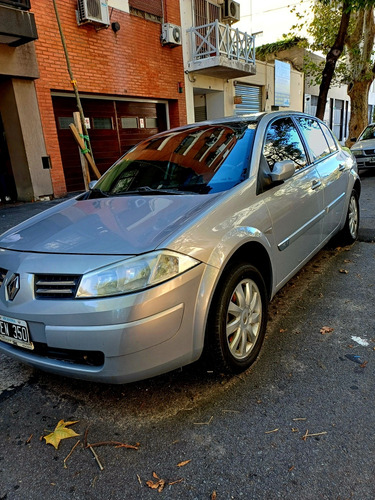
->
1, 0, 186, 200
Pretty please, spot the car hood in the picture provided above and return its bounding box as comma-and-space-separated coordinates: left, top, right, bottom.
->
0, 194, 220, 255
351, 138, 375, 151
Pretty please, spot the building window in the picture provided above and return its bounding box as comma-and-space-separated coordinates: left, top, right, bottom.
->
121, 117, 138, 129
0, 0, 30, 10
129, 0, 162, 21
93, 117, 113, 130
145, 117, 158, 129
194, 0, 221, 26
58, 117, 74, 130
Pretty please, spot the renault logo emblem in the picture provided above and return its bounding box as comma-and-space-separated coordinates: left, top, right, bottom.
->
7, 274, 20, 301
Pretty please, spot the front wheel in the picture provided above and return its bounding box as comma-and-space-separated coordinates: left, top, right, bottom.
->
206, 263, 268, 374
338, 190, 360, 245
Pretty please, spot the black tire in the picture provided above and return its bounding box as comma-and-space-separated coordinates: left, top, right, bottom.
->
206, 262, 268, 374
338, 190, 360, 245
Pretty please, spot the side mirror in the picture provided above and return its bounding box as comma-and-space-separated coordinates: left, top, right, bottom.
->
89, 180, 98, 190
270, 160, 295, 182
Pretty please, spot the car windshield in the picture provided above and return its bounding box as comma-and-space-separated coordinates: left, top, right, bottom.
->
92, 122, 256, 196
359, 125, 375, 141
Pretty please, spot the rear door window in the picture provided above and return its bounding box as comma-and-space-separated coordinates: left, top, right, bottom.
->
297, 117, 331, 162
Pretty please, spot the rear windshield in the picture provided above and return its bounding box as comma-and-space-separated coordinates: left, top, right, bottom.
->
94, 122, 256, 195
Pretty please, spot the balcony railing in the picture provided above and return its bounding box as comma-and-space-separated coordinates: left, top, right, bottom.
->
187, 20, 255, 68
0, 0, 30, 10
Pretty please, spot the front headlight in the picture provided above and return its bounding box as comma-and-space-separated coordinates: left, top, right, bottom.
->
76, 250, 200, 298
351, 149, 361, 156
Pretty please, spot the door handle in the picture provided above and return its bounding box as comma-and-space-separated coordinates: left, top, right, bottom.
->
311, 180, 322, 190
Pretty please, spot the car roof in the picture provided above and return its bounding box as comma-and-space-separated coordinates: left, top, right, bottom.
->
161, 110, 321, 136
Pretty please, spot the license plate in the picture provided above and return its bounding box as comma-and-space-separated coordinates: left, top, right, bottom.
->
0, 314, 34, 350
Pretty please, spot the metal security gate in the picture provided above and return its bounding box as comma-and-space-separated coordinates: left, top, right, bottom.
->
234, 83, 262, 115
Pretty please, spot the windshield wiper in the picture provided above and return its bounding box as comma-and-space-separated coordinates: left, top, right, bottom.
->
86, 188, 109, 199
113, 186, 185, 196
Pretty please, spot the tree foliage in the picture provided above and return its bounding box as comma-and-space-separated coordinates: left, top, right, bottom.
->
290, 0, 375, 141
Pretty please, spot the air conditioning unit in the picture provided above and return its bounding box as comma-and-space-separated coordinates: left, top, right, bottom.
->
77, 0, 110, 27
222, 0, 240, 23
161, 23, 182, 46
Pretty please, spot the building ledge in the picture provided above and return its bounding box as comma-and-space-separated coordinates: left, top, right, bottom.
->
0, 5, 37, 47
187, 55, 256, 79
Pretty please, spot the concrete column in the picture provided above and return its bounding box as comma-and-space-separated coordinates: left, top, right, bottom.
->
0, 78, 53, 201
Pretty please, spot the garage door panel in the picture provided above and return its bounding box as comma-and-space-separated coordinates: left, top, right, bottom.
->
53, 96, 165, 192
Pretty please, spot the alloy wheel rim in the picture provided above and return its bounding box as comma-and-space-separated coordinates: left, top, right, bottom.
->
348, 195, 358, 239
226, 278, 262, 360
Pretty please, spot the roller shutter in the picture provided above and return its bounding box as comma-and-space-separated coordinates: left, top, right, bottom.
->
234, 84, 262, 115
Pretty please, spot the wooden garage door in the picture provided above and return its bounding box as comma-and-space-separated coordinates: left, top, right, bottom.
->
53, 96, 166, 192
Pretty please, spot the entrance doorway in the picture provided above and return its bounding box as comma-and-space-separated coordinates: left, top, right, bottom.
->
0, 114, 16, 203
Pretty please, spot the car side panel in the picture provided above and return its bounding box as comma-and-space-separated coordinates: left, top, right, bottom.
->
314, 150, 350, 237
259, 165, 324, 287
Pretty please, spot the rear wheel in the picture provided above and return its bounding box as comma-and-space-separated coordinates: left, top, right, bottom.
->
338, 190, 359, 245
206, 263, 268, 373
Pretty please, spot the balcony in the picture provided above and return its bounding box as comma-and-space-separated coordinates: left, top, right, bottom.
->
0, 0, 37, 47
186, 20, 256, 79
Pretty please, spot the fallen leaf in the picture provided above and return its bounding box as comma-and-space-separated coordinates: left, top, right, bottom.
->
169, 478, 184, 485
177, 460, 191, 467
44, 420, 80, 450
320, 326, 334, 335
339, 269, 348, 274
360, 361, 368, 368
211, 492, 217, 500
279, 328, 287, 333
146, 472, 166, 492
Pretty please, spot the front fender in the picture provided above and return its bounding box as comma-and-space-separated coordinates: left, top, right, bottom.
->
191, 226, 273, 358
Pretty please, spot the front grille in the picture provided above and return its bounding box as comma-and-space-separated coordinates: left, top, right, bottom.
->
0, 268, 7, 287
35, 274, 81, 299
32, 342, 104, 366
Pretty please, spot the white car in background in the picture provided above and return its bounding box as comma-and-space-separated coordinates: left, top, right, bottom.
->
351, 123, 375, 169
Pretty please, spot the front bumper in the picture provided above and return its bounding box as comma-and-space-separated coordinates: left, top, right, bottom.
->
352, 154, 375, 169
0, 250, 208, 383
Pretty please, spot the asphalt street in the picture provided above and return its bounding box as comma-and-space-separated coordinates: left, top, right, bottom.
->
0, 171, 375, 499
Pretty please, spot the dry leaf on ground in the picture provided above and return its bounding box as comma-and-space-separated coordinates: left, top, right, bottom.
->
177, 460, 191, 467
320, 326, 334, 335
146, 472, 166, 493
44, 420, 79, 450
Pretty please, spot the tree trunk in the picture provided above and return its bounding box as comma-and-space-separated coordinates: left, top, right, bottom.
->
315, 0, 351, 120
347, 80, 372, 145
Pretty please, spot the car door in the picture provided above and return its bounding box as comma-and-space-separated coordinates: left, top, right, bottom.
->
296, 117, 348, 237
257, 116, 324, 287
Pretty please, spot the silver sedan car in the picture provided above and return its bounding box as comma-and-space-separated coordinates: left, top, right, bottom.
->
0, 112, 360, 383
